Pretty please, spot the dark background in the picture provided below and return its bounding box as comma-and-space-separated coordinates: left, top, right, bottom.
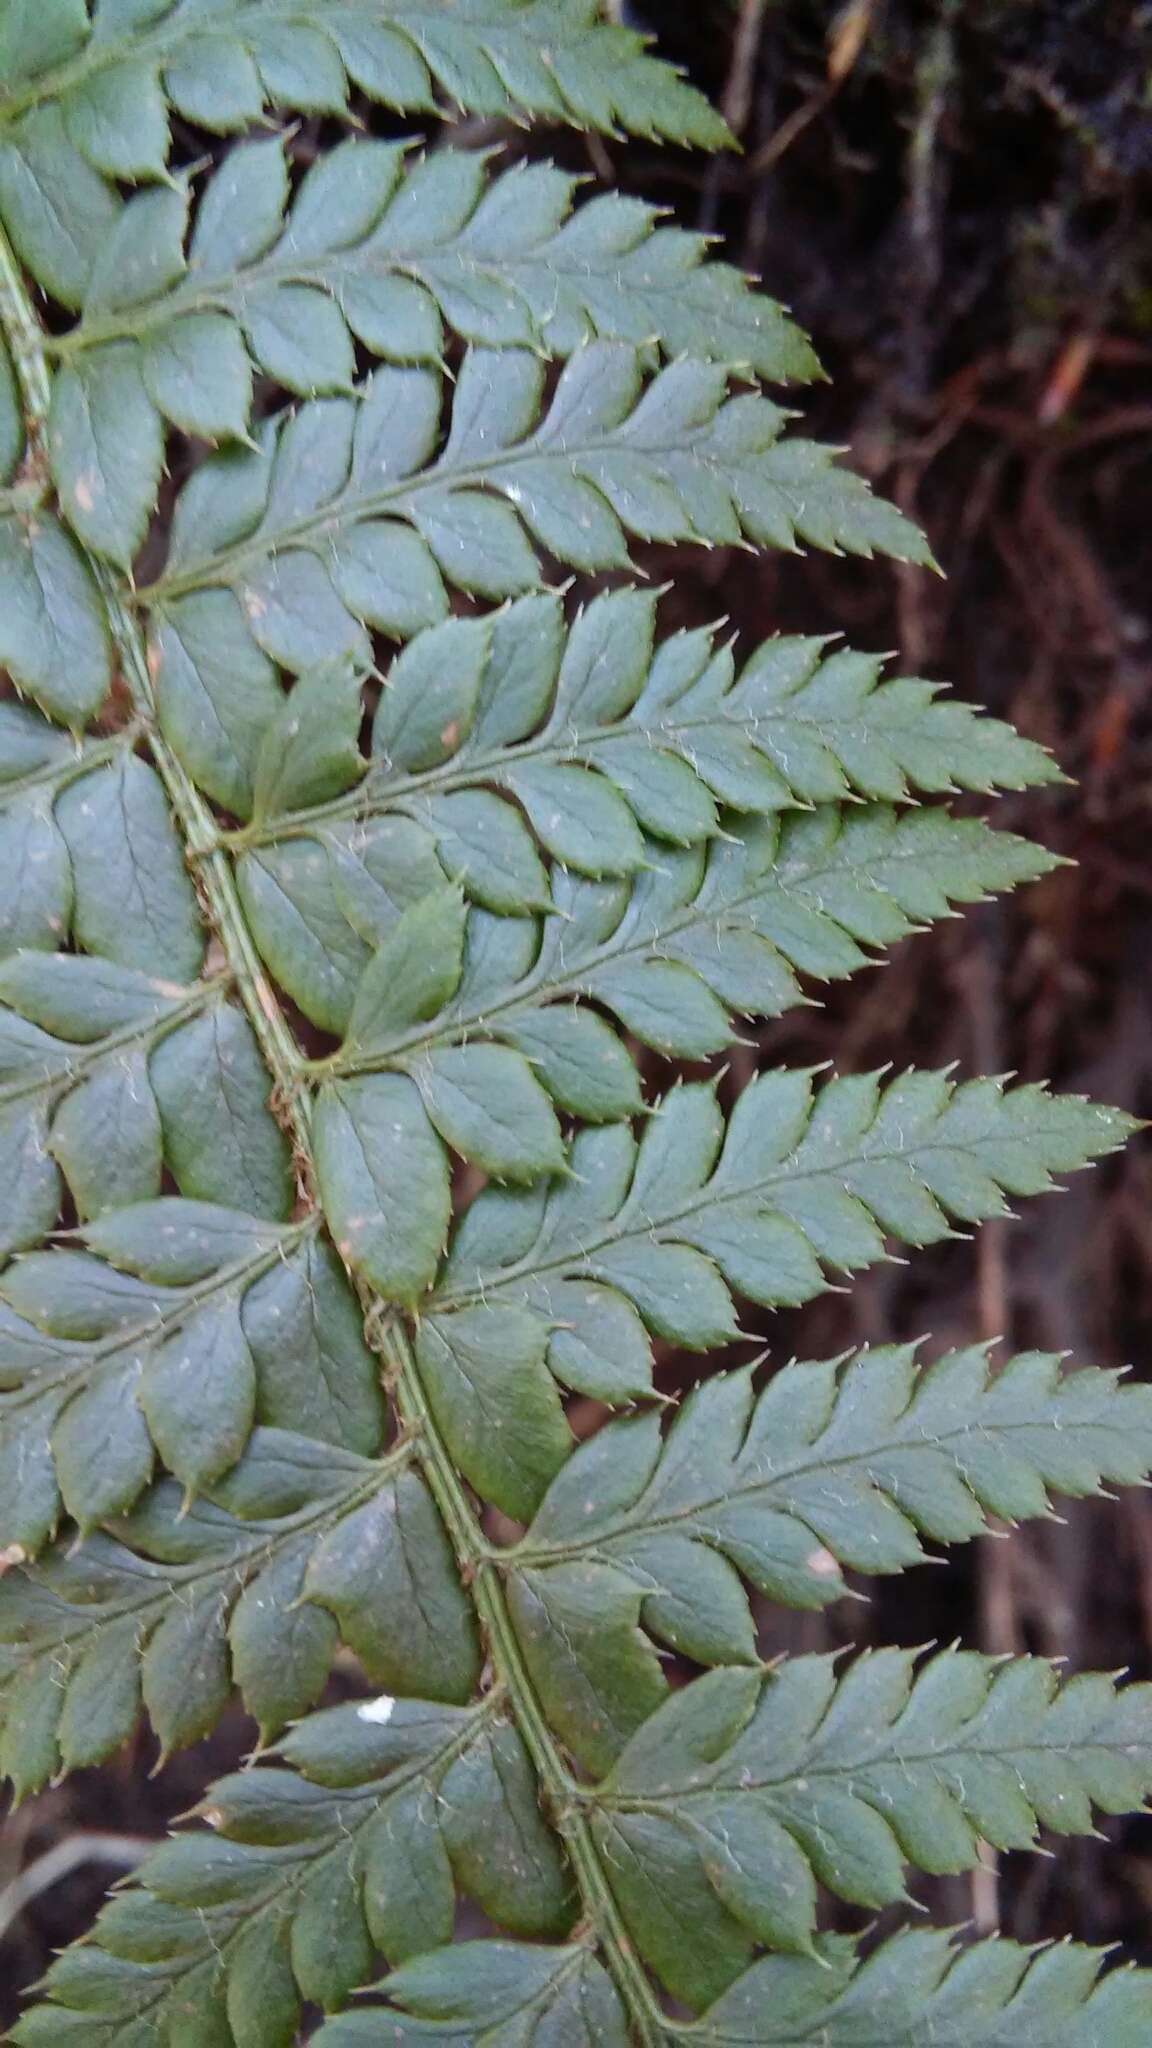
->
4, 0, 1152, 2020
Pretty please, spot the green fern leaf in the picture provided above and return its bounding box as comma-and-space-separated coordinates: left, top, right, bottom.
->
0, 1426, 480, 1791
0, 716, 300, 1287
312, 1072, 1130, 1515
240, 800, 1052, 1049
8, 1696, 574, 2043
362, 590, 1057, 812
584, 1650, 1152, 2005
0, 958, 291, 1202
18, 1932, 626, 2048
1, 24, 1148, 2042
0, 510, 110, 723
196, 588, 1057, 846
315, 1943, 629, 2048
53, 140, 818, 422
690, 1930, 1152, 2047
0, 719, 129, 952
500, 1345, 1152, 1764
48, 341, 166, 569
0, 1202, 382, 1543
0, 712, 201, 972
0, 3, 731, 305
422, 1073, 1133, 1429
310, 1934, 1152, 2047
125, 346, 930, 643
18, 1920, 1151, 2048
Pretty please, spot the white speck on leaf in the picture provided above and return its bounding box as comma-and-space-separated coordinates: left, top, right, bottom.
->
357, 1694, 396, 1725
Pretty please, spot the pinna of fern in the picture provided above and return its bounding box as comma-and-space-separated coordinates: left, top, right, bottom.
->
0, 6, 1149, 2045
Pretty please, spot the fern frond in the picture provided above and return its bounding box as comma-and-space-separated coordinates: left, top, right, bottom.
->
0, 699, 303, 1299
582, 1650, 1152, 2004
0, 1196, 387, 1541
404, 1073, 1134, 1454
0, 718, 136, 958
318, 1944, 627, 2048
190, 587, 1056, 845
361, 590, 1057, 807
0, 3, 732, 304
19, 1918, 1152, 2047
303, 805, 1051, 1114
9, 1695, 573, 2042
111, 342, 932, 602
1, 746, 202, 975
0, 513, 109, 724
688, 1930, 1152, 2046
52, 141, 818, 432
500, 1346, 1152, 1764
241, 801, 1051, 1056
19, 1936, 626, 2048
0, 958, 293, 1225
0, 1426, 480, 1791
1, 27, 1147, 2042
307, 1934, 1152, 2046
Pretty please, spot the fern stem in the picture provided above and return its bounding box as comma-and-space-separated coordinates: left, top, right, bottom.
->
378, 1317, 667, 2043
0, 225, 667, 2044
0, 222, 51, 427
95, 569, 319, 1167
